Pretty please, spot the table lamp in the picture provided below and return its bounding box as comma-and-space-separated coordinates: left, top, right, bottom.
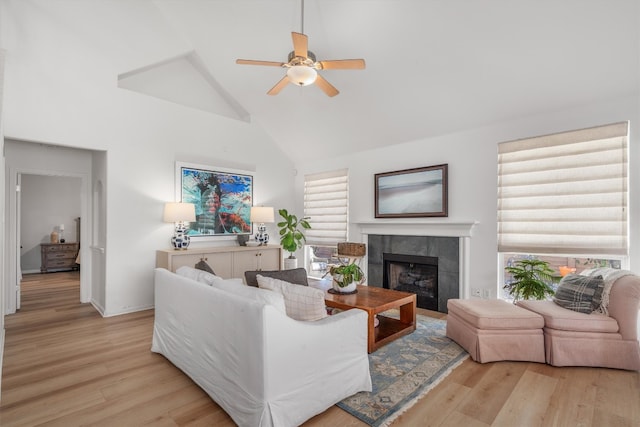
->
164, 202, 196, 250
250, 206, 274, 245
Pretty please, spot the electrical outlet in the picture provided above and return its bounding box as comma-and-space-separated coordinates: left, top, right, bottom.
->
483, 289, 491, 298
471, 288, 482, 297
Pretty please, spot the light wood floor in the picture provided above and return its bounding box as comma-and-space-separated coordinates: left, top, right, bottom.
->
1, 272, 638, 426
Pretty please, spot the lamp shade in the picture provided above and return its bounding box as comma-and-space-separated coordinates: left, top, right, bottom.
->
250, 206, 275, 223
286, 65, 317, 86
163, 202, 196, 223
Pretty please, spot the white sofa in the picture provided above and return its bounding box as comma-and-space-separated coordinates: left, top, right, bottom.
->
151, 268, 372, 427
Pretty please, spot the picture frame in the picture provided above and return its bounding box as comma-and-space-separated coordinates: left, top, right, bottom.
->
176, 162, 253, 240
375, 164, 448, 218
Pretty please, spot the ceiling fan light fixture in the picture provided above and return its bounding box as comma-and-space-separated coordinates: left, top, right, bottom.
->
286, 65, 317, 86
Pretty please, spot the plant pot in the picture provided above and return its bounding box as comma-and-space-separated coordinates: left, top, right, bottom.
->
332, 276, 357, 293
283, 257, 298, 270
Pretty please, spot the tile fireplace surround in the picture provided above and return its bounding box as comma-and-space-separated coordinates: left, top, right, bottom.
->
356, 221, 478, 312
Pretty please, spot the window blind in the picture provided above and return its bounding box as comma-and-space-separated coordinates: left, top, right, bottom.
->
304, 169, 348, 246
497, 122, 628, 255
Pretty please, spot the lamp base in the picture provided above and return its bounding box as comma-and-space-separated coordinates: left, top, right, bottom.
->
172, 225, 191, 250
255, 223, 269, 246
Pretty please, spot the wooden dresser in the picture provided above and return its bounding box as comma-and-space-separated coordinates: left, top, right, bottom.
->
40, 242, 80, 273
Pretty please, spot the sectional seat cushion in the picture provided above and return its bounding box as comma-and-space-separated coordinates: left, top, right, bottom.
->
516, 300, 619, 333
210, 276, 287, 315
447, 299, 544, 330
257, 274, 327, 321
552, 274, 604, 314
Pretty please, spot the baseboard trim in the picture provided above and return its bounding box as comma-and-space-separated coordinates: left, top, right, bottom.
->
0, 327, 5, 401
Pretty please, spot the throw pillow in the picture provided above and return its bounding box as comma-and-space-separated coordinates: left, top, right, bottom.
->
175, 266, 219, 286
257, 275, 328, 321
195, 259, 216, 275
552, 274, 605, 314
210, 278, 287, 315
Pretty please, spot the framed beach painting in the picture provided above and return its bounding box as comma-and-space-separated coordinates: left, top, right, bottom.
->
375, 164, 448, 218
176, 162, 253, 240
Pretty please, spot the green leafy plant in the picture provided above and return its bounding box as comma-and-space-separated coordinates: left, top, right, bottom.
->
329, 263, 364, 288
277, 208, 311, 259
504, 259, 560, 302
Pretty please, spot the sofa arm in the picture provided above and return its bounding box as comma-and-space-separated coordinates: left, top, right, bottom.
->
261, 307, 371, 426
608, 275, 640, 341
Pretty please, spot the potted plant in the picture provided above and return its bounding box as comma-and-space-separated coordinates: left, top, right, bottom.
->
504, 259, 560, 302
277, 208, 311, 269
329, 262, 364, 293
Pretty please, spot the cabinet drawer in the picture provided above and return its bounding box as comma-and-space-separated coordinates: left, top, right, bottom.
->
47, 252, 77, 260
47, 259, 75, 268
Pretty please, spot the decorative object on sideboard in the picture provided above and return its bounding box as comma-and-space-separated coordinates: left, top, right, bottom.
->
163, 202, 196, 250
277, 208, 311, 270
50, 229, 59, 244
250, 206, 275, 245
375, 164, 448, 218
237, 234, 250, 246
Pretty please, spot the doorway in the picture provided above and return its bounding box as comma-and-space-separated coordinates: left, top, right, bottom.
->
4, 139, 105, 316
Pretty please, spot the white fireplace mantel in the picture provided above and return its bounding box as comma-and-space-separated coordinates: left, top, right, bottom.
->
354, 219, 479, 300
354, 220, 479, 237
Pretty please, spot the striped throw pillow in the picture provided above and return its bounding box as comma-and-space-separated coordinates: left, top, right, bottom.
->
552, 274, 604, 314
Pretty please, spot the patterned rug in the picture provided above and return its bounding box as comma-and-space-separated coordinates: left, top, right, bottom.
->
337, 315, 468, 426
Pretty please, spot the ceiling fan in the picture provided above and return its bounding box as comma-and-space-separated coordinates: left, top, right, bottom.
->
235, 0, 365, 97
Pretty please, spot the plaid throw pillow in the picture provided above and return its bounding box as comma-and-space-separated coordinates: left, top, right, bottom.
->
552, 274, 605, 314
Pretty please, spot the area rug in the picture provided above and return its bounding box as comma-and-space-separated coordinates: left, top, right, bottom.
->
337, 315, 468, 426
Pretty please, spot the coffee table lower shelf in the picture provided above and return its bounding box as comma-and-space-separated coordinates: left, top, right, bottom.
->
324, 285, 417, 353
373, 315, 416, 351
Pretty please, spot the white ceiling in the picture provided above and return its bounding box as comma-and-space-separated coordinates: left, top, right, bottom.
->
38, 0, 640, 163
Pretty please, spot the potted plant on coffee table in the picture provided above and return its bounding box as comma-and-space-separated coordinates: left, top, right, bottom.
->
329, 262, 364, 293
504, 258, 560, 302
277, 208, 311, 269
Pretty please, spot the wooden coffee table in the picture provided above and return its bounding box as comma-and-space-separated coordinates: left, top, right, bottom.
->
324, 285, 417, 353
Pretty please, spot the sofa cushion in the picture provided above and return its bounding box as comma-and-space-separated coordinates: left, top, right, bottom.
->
552, 274, 604, 314
210, 277, 287, 315
447, 299, 544, 330
516, 300, 619, 333
257, 275, 327, 321
176, 266, 220, 286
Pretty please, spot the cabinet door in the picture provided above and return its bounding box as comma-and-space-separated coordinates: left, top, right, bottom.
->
170, 254, 203, 272
202, 252, 233, 278
258, 247, 281, 271
232, 249, 261, 278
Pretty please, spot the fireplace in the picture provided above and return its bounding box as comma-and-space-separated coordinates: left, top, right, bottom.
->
383, 253, 438, 311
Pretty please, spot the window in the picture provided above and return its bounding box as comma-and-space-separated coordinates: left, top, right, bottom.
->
303, 169, 348, 278
498, 122, 629, 256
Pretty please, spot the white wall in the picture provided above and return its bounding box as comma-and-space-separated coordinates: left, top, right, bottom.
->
296, 95, 640, 297
1, 4, 296, 315
20, 174, 81, 272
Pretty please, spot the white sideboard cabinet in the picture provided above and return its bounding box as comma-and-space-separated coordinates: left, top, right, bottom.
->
156, 245, 282, 279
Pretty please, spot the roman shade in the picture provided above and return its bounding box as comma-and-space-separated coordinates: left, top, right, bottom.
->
304, 169, 348, 246
498, 122, 629, 255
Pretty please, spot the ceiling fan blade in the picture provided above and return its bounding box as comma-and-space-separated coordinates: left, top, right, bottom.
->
292, 32, 308, 58
315, 74, 339, 97
267, 76, 290, 96
236, 59, 285, 67
318, 59, 366, 70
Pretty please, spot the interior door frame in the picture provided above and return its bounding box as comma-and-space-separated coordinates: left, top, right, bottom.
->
6, 167, 91, 314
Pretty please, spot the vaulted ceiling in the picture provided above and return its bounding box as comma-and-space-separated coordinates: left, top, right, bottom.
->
20, 0, 640, 163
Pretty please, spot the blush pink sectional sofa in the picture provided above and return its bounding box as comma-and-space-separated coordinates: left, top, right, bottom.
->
517, 274, 640, 371
447, 272, 640, 371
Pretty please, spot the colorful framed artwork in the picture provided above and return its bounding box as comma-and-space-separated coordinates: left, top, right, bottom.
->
176, 162, 253, 239
375, 164, 448, 218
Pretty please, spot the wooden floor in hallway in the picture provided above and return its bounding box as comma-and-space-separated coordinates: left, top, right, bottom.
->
0, 272, 638, 426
